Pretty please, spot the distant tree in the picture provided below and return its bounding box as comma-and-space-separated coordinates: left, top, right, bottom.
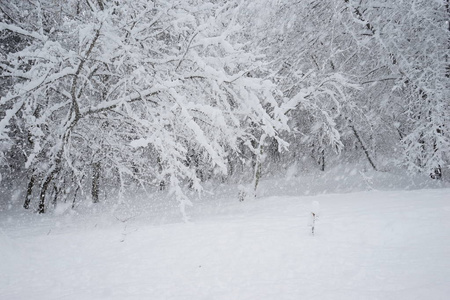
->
238, 0, 449, 176
343, 0, 450, 176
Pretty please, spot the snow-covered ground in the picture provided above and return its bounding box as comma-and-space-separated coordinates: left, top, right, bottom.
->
1, 174, 450, 299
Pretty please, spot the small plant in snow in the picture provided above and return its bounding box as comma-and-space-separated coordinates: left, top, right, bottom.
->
114, 214, 138, 243
309, 201, 320, 235
238, 185, 256, 202
238, 185, 247, 202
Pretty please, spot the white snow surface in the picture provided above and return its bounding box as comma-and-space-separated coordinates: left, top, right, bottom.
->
1, 175, 450, 299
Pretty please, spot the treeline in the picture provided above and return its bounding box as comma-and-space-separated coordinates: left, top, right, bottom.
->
0, 0, 448, 212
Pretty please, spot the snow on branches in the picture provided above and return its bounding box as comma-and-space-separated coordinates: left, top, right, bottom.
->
0, 0, 288, 213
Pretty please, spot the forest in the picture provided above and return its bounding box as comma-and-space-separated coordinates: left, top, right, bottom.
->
1, 1, 450, 299
0, 0, 449, 213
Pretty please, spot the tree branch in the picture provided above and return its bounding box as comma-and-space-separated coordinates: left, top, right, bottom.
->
71, 26, 102, 119
0, 22, 47, 41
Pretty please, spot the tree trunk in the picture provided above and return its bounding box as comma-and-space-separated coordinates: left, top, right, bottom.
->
319, 148, 325, 171
52, 185, 59, 207
157, 157, 165, 191
23, 173, 35, 209
72, 175, 85, 209
350, 124, 378, 171
251, 136, 265, 197
91, 161, 101, 203
38, 170, 57, 214
253, 158, 262, 194
38, 149, 63, 214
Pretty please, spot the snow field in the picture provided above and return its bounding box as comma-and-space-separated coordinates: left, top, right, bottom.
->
1, 188, 450, 299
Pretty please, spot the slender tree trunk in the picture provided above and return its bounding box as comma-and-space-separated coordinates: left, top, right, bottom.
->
38, 82, 81, 212
72, 175, 85, 209
227, 155, 234, 178
38, 147, 65, 213
432, 137, 443, 180
91, 161, 101, 203
52, 185, 59, 207
350, 124, 378, 171
252, 135, 266, 197
38, 170, 58, 214
253, 158, 262, 194
23, 173, 35, 209
320, 148, 325, 171
157, 156, 165, 191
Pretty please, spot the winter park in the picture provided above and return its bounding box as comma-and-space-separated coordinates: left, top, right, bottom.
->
1, 1, 450, 299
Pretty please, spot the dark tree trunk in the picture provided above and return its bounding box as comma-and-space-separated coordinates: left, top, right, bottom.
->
320, 148, 325, 172
157, 156, 165, 191
52, 185, 59, 207
38, 170, 57, 214
72, 176, 84, 209
253, 159, 262, 193
350, 124, 378, 171
23, 173, 35, 209
38, 149, 63, 214
252, 140, 264, 196
92, 162, 101, 203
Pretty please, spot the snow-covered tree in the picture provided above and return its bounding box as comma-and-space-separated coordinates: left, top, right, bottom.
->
237, 0, 366, 171
1, 0, 448, 214
0, 0, 288, 214
342, 0, 450, 176
237, 0, 449, 176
